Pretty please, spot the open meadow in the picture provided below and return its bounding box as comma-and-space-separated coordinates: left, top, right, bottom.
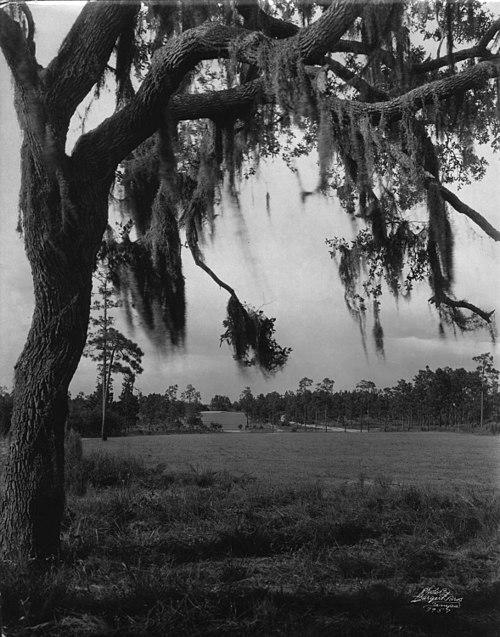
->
84, 431, 500, 490
1, 430, 499, 636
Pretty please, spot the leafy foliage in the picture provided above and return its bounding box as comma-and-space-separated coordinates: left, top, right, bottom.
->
64, 0, 500, 362
221, 296, 292, 373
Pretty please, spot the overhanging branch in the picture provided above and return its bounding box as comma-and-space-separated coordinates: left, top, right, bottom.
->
329, 58, 500, 126
321, 58, 388, 101
169, 79, 271, 121
186, 223, 238, 303
411, 19, 500, 75
389, 143, 500, 244
412, 45, 493, 75
429, 293, 495, 324
236, 0, 299, 39
73, 0, 361, 179
0, 6, 38, 88
45, 1, 139, 133
439, 185, 500, 242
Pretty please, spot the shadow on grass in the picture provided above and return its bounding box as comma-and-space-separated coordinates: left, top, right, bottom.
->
2, 446, 499, 636
2, 574, 499, 637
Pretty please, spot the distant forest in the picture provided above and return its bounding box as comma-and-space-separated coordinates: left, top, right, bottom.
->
1, 354, 498, 437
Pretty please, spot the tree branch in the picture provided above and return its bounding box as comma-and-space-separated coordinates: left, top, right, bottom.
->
185, 220, 239, 303
71, 22, 252, 180
412, 46, 491, 75
429, 293, 495, 323
44, 1, 139, 133
478, 17, 500, 51
73, 1, 361, 179
236, 0, 299, 39
169, 79, 271, 121
321, 58, 388, 101
0, 6, 38, 88
297, 0, 362, 64
387, 139, 500, 245
330, 58, 500, 125
412, 19, 500, 74
439, 185, 500, 242
330, 39, 395, 69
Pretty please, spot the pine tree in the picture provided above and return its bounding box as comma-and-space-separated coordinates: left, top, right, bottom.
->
84, 268, 144, 441
472, 353, 499, 426
117, 376, 140, 433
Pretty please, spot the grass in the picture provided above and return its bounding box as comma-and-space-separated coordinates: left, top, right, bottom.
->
1, 437, 499, 636
83, 431, 500, 490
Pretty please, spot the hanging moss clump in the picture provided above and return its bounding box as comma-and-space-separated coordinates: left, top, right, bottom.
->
120, 137, 159, 236
372, 301, 385, 358
327, 216, 432, 353
221, 296, 292, 374
111, 122, 187, 347
101, 220, 185, 348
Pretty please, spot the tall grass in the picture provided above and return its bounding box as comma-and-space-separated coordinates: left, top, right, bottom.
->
0, 447, 499, 636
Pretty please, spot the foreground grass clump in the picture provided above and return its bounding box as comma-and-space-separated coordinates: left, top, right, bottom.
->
1, 450, 499, 636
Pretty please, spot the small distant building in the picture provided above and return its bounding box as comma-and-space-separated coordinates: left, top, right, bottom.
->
200, 411, 247, 431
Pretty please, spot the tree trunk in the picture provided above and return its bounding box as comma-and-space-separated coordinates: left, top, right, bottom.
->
1, 283, 92, 557
0, 161, 107, 559
101, 345, 117, 442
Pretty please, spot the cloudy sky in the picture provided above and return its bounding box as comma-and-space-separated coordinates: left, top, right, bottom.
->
0, 2, 499, 403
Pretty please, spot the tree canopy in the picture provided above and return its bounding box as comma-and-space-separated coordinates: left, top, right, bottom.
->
4, 0, 498, 362
101, 0, 500, 352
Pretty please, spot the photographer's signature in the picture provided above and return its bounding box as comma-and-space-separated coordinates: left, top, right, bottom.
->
411, 586, 463, 613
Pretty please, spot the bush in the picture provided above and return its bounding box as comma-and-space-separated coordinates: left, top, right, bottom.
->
186, 415, 205, 431
68, 408, 124, 438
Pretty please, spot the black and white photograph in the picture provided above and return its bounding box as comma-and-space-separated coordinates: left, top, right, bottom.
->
0, 1, 499, 635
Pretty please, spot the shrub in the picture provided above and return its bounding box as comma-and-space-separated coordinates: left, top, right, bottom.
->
68, 408, 124, 438
80, 452, 146, 489
65, 450, 146, 495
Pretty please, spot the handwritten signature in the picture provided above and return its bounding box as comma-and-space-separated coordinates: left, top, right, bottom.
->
411, 587, 463, 614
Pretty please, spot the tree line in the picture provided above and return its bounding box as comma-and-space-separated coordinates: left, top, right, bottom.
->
4, 352, 495, 437
216, 354, 500, 431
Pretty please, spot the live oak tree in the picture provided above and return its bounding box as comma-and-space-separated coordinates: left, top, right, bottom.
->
1, 0, 500, 558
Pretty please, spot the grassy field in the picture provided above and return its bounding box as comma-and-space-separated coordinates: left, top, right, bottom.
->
1, 431, 499, 636
84, 431, 500, 490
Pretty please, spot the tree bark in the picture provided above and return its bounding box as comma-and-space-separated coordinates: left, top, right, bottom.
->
0, 150, 108, 558
0, 4, 117, 559
1, 282, 90, 557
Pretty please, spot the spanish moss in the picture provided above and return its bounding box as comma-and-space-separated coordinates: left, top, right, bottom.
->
221, 296, 292, 374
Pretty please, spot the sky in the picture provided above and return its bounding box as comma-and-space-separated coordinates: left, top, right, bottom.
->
0, 2, 499, 403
